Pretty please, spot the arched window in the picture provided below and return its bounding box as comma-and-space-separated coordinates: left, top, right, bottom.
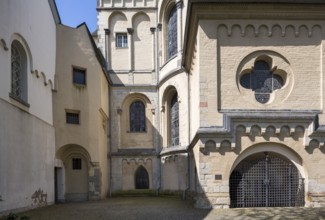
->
167, 5, 177, 59
11, 40, 28, 103
130, 101, 146, 132
135, 166, 149, 189
240, 60, 284, 104
170, 93, 179, 146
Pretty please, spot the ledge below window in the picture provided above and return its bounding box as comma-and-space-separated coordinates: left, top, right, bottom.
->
110, 148, 158, 157
9, 93, 30, 108
127, 131, 147, 133
160, 145, 188, 156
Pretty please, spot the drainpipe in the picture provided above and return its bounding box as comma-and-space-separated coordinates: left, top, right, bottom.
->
188, 68, 191, 199
182, 68, 191, 200
155, 0, 162, 196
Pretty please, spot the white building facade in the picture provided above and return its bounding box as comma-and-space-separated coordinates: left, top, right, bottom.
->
0, 0, 58, 214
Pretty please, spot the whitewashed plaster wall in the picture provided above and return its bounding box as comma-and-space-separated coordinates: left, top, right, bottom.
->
0, 0, 56, 124
0, 0, 57, 214
0, 95, 55, 214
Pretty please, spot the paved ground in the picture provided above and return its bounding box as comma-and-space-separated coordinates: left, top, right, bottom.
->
1, 197, 325, 220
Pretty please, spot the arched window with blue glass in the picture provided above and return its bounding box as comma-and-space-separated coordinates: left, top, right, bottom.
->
130, 100, 146, 132
167, 5, 177, 59
170, 93, 179, 146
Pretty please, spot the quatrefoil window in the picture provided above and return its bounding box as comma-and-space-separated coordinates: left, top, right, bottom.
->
239, 60, 284, 104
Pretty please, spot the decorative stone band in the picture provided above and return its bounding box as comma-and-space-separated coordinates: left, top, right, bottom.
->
189, 110, 319, 153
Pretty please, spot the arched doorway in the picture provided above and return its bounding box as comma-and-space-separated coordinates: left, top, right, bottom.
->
56, 145, 91, 202
230, 152, 304, 208
135, 166, 149, 189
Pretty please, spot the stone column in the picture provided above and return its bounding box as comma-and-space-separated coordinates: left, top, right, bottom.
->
104, 28, 111, 70
150, 27, 156, 72
176, 0, 183, 54
117, 107, 122, 148
160, 106, 166, 147
157, 23, 162, 68
150, 27, 157, 84
127, 28, 134, 72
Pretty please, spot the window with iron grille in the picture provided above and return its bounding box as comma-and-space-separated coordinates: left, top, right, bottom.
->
66, 112, 80, 124
229, 152, 305, 208
167, 5, 177, 59
170, 94, 179, 146
116, 33, 128, 48
10, 40, 28, 103
73, 67, 86, 85
72, 158, 82, 170
130, 101, 146, 132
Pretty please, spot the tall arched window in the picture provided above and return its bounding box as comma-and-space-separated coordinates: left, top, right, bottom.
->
130, 101, 146, 132
170, 93, 179, 146
167, 5, 177, 59
11, 40, 28, 103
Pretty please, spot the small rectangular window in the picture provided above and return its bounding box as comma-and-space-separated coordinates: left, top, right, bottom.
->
66, 112, 80, 124
72, 158, 82, 170
73, 67, 86, 85
116, 33, 128, 48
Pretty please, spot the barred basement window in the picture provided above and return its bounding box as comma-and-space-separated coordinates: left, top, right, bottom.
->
66, 112, 80, 124
73, 67, 86, 85
167, 5, 177, 59
72, 158, 82, 170
170, 93, 179, 146
240, 60, 284, 104
116, 33, 128, 48
130, 101, 146, 132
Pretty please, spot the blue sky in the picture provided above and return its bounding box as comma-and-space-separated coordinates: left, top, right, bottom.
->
55, 0, 97, 33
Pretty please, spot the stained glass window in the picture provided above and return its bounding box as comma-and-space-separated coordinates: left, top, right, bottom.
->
130, 101, 146, 132
170, 94, 179, 146
240, 60, 284, 104
167, 5, 177, 59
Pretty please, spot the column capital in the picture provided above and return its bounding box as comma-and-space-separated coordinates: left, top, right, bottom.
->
150, 27, 156, 34
176, 0, 183, 9
104, 28, 110, 35
127, 28, 134, 35
157, 23, 162, 31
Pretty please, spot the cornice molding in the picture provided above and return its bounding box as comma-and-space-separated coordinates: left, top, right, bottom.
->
216, 23, 321, 38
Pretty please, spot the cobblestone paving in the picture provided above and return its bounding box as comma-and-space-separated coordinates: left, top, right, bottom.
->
1, 197, 325, 220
